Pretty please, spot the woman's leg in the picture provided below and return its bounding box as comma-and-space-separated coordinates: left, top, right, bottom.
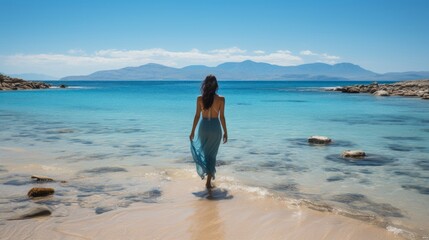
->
206, 174, 213, 189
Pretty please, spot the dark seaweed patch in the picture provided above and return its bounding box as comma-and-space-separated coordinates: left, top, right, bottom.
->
415, 160, 429, 171
234, 165, 259, 172
127, 144, 144, 148
46, 136, 61, 140
77, 183, 124, 193
402, 185, 429, 195
70, 138, 93, 145
216, 160, 229, 166
329, 114, 421, 126
359, 169, 373, 174
82, 167, 127, 174
325, 154, 395, 166
324, 167, 342, 172
95, 206, 114, 214
272, 183, 299, 192
387, 144, 411, 152
359, 179, 371, 184
123, 189, 162, 203
46, 129, 74, 134
383, 136, 423, 141
259, 161, 308, 172
82, 153, 111, 161
3, 179, 30, 186
326, 176, 345, 182
1, 174, 30, 185
330, 140, 356, 147
176, 157, 193, 164
394, 171, 426, 178
331, 193, 403, 217
287, 138, 309, 147
116, 128, 145, 134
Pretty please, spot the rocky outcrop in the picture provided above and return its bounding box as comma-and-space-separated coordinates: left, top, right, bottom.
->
308, 136, 332, 144
0, 74, 50, 90
334, 80, 429, 100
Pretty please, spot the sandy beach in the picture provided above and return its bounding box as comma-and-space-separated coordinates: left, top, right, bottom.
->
0, 167, 404, 240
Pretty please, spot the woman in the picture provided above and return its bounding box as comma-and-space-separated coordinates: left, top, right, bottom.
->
189, 75, 228, 189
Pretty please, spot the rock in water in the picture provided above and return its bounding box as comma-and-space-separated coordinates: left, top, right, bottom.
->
11, 207, 52, 220
373, 90, 390, 96
27, 187, 55, 198
308, 136, 332, 144
31, 175, 54, 182
342, 150, 366, 158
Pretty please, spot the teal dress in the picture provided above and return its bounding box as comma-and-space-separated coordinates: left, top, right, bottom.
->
190, 108, 222, 179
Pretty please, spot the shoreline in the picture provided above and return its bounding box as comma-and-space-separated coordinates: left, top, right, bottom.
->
0, 166, 410, 240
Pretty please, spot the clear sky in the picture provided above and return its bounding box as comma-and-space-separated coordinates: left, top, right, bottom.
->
0, 0, 428, 77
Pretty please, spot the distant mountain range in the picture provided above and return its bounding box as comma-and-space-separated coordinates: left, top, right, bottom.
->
55, 60, 427, 81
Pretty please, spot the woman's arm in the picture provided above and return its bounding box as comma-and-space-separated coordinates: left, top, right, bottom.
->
219, 97, 228, 143
189, 97, 202, 141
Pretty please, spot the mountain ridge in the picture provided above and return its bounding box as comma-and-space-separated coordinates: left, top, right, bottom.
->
60, 60, 429, 81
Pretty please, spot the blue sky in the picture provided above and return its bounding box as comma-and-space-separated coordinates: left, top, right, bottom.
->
0, 0, 428, 77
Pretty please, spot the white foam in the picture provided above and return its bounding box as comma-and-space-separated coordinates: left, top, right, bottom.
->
218, 182, 272, 197
386, 225, 403, 234
320, 86, 342, 90
386, 226, 416, 239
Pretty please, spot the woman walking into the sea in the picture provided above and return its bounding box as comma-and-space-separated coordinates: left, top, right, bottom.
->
190, 75, 228, 189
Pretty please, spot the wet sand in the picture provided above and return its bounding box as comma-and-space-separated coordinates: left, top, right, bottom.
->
0, 169, 403, 240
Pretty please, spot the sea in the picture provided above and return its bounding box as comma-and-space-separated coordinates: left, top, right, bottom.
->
1, 80, 428, 238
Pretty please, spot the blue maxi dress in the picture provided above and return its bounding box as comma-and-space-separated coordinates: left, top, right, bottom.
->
190, 108, 222, 179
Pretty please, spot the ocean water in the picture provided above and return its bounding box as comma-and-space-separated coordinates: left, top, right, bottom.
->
1, 81, 428, 238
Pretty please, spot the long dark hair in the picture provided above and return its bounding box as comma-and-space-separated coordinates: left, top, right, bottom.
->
200, 75, 218, 109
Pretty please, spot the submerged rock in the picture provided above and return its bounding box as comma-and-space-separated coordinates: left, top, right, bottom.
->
31, 175, 54, 182
27, 187, 55, 198
308, 136, 332, 144
341, 150, 366, 158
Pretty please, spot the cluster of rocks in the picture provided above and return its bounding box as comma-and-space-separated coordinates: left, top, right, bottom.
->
332, 79, 429, 100
0, 74, 51, 90
8, 175, 60, 220
27, 175, 57, 198
308, 136, 366, 159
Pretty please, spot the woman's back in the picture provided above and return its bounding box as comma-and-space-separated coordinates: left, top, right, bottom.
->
199, 95, 224, 119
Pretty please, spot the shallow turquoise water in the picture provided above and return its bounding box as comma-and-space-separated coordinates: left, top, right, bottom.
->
1, 81, 428, 237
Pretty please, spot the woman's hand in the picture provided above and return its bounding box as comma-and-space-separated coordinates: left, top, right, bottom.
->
189, 132, 194, 141
223, 133, 228, 144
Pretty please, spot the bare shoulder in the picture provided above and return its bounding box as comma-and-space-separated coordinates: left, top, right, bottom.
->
216, 95, 225, 102
197, 96, 202, 101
